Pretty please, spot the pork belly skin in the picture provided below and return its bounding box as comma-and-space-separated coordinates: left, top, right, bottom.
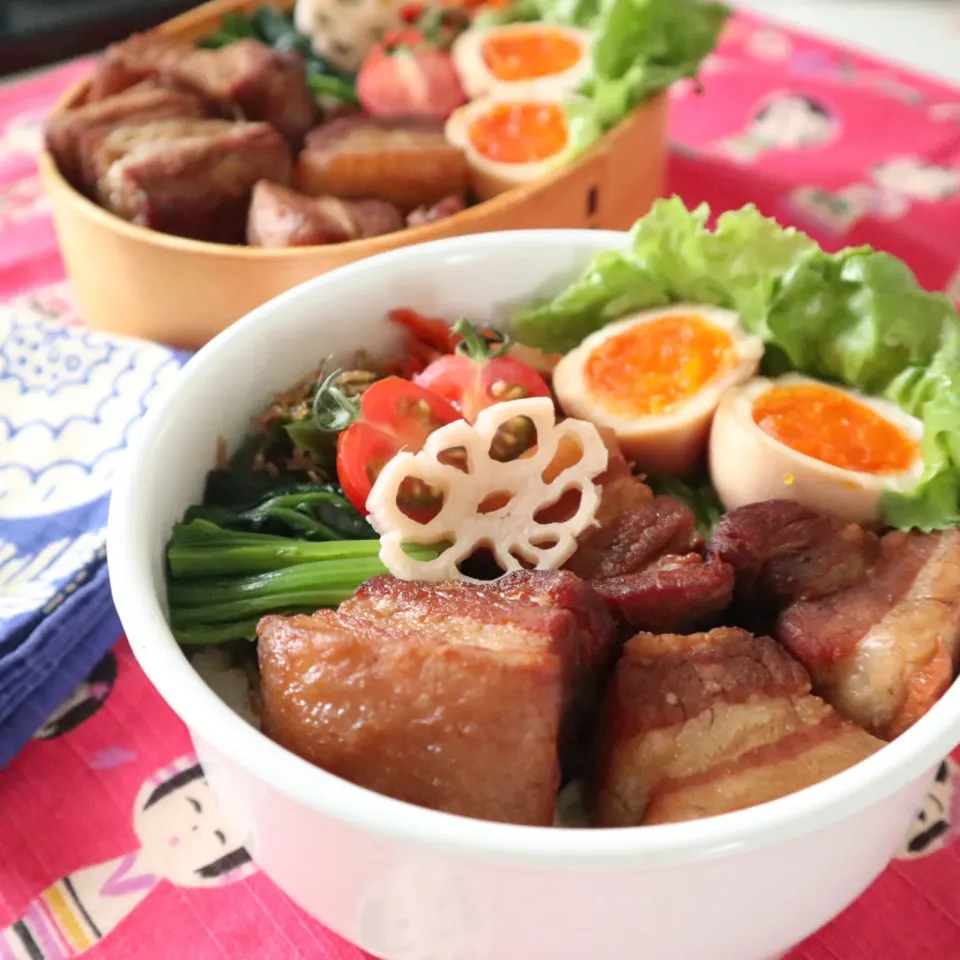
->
297, 116, 469, 212
594, 626, 883, 827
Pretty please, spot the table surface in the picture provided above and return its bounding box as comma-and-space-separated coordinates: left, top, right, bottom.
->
733, 0, 960, 85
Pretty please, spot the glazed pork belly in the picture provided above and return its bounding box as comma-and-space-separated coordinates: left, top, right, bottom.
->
45, 81, 206, 187
710, 501, 960, 740
778, 528, 960, 740
98, 34, 317, 145
246, 181, 403, 247
564, 460, 734, 631
98, 122, 292, 244
594, 626, 883, 827
257, 571, 617, 826
297, 116, 470, 212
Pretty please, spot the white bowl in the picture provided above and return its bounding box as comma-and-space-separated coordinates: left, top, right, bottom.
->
107, 231, 960, 960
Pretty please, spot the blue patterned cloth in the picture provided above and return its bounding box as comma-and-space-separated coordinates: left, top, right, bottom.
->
0, 304, 188, 767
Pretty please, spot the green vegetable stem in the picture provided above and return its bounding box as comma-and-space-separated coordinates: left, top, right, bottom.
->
165, 521, 441, 645
168, 519, 384, 576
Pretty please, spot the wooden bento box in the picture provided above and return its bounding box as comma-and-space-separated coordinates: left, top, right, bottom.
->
38, 0, 669, 350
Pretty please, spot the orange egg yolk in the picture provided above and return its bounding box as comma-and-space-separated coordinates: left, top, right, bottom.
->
481, 28, 582, 82
752, 383, 919, 474
468, 103, 568, 164
583, 315, 737, 417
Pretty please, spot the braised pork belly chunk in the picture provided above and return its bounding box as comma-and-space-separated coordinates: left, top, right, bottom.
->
296, 116, 469, 213
45, 82, 206, 188
98, 122, 292, 244
565, 473, 734, 632
99, 34, 317, 144
246, 181, 403, 247
257, 571, 616, 825
709, 500, 960, 740
79, 118, 236, 198
593, 627, 883, 827
779, 528, 960, 740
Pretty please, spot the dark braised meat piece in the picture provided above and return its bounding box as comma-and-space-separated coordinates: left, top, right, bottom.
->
98, 122, 292, 243
567, 491, 702, 582
565, 469, 734, 632
591, 554, 735, 634
102, 34, 317, 145
297, 116, 469, 212
406, 194, 466, 228
257, 571, 617, 825
45, 82, 206, 187
593, 626, 883, 827
709, 499, 880, 625
246, 181, 403, 247
79, 118, 236, 198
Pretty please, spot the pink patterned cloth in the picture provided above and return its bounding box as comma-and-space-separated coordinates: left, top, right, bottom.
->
2, 12, 960, 959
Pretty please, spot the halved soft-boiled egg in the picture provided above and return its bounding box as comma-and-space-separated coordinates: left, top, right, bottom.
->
445, 91, 572, 199
552, 304, 764, 477
451, 23, 592, 99
709, 373, 924, 525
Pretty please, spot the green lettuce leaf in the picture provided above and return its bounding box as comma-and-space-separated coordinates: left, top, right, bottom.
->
512, 197, 960, 530
503, 0, 729, 142
512, 197, 817, 352
583, 0, 731, 131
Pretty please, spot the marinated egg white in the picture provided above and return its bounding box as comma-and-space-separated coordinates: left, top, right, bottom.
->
552, 304, 764, 477
709, 373, 925, 526
451, 23, 593, 100
445, 90, 573, 200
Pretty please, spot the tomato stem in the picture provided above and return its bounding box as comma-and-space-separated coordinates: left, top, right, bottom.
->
453, 318, 511, 362
312, 369, 363, 432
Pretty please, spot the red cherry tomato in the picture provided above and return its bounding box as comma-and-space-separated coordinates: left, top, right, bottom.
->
333, 376, 460, 514
413, 319, 551, 423
357, 36, 467, 120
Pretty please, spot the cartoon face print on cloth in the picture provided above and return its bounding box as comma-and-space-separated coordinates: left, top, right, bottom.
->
897, 758, 960, 860
717, 91, 839, 164
357, 858, 486, 960
0, 756, 256, 958
132, 756, 255, 888
32, 650, 118, 740
0, 308, 181, 521
788, 155, 960, 235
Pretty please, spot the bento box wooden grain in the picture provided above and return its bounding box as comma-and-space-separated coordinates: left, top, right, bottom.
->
38, 0, 669, 350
